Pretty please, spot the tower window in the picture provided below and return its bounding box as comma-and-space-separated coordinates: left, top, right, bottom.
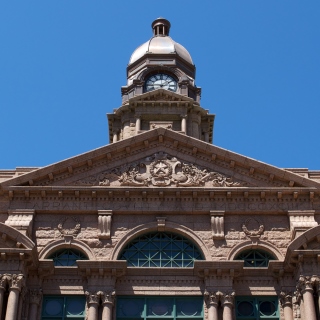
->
235, 249, 275, 267
48, 248, 88, 266
118, 232, 204, 267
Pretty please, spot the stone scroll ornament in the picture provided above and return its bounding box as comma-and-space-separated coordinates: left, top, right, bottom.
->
74, 152, 241, 187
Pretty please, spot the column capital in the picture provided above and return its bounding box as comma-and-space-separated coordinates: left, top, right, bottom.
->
204, 290, 221, 307
220, 291, 235, 307
0, 273, 11, 290
29, 288, 43, 306
297, 276, 315, 294
100, 290, 116, 306
85, 291, 100, 305
280, 291, 293, 307
9, 274, 24, 292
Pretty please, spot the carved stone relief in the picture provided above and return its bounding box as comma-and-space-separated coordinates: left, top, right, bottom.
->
58, 216, 81, 237
242, 218, 264, 239
72, 152, 242, 187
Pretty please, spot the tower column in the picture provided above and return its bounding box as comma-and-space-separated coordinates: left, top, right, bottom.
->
85, 291, 100, 320
112, 131, 118, 143
221, 292, 235, 320
5, 274, 24, 320
181, 115, 187, 134
136, 116, 141, 134
101, 291, 115, 320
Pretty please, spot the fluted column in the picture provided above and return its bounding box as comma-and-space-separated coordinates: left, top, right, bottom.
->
28, 289, 42, 320
221, 292, 235, 320
85, 291, 100, 320
5, 274, 24, 320
101, 290, 116, 320
280, 292, 294, 320
204, 291, 220, 320
0, 274, 10, 318
297, 276, 316, 320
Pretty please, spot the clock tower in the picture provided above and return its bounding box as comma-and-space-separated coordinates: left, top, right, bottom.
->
107, 18, 215, 144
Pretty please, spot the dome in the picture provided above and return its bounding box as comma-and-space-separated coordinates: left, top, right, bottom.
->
129, 18, 193, 65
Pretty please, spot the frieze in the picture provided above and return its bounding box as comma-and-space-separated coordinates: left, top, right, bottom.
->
6, 199, 315, 213
72, 152, 242, 188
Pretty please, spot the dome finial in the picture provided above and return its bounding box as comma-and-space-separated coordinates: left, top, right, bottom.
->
152, 17, 171, 36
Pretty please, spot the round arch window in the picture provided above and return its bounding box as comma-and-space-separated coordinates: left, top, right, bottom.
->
235, 249, 276, 267
48, 248, 88, 266
118, 232, 204, 267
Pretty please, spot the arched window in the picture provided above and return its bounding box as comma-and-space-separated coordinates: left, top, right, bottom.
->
118, 232, 204, 267
48, 248, 88, 266
235, 249, 275, 267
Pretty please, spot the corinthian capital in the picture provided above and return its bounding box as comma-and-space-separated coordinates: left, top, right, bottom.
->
297, 276, 314, 293
9, 274, 24, 291
280, 292, 293, 307
85, 291, 100, 305
220, 291, 235, 307
204, 290, 221, 306
29, 289, 43, 305
100, 290, 116, 305
0, 274, 11, 289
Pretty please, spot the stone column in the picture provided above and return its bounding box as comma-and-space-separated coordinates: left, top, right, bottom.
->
0, 274, 10, 318
204, 131, 209, 142
5, 274, 24, 320
112, 131, 118, 143
101, 291, 115, 320
280, 292, 294, 320
204, 291, 220, 320
135, 117, 141, 134
181, 115, 187, 134
297, 276, 317, 320
221, 292, 235, 320
85, 291, 100, 320
28, 289, 42, 320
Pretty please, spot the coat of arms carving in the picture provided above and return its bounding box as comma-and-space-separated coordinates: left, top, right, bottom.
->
73, 152, 242, 187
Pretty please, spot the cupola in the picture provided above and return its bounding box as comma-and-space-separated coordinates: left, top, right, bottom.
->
107, 19, 215, 145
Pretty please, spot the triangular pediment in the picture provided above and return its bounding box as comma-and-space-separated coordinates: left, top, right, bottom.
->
1, 128, 320, 190
128, 88, 196, 103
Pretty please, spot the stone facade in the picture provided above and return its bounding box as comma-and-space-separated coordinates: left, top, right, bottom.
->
1, 17, 320, 320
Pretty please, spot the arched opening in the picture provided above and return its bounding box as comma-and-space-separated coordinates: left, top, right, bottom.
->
235, 249, 276, 267
118, 231, 204, 267
48, 248, 88, 266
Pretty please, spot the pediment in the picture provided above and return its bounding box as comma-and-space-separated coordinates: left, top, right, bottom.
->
1, 128, 320, 190
128, 88, 196, 103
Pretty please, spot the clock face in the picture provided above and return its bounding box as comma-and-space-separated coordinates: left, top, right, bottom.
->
145, 73, 177, 92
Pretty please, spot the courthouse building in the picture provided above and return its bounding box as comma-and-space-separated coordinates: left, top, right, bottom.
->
1, 18, 320, 320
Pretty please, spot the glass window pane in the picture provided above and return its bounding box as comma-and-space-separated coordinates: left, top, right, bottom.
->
118, 232, 203, 268
48, 249, 88, 266
235, 250, 276, 268
42, 296, 85, 320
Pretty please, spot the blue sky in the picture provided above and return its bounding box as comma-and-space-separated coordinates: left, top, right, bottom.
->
0, 1, 319, 170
